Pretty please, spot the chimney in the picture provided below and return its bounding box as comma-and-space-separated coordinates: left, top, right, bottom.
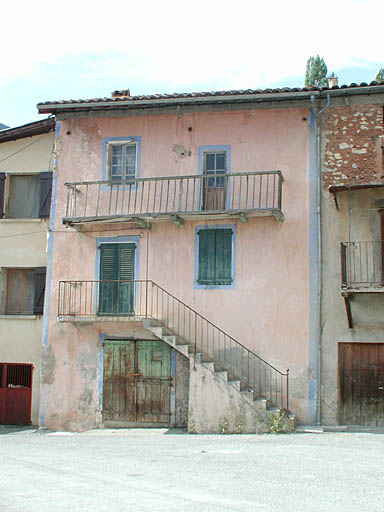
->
111, 89, 131, 98
328, 73, 339, 88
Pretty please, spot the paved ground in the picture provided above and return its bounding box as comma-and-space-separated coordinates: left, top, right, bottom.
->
1, 427, 383, 512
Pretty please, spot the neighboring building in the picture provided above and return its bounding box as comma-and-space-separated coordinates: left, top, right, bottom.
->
35, 82, 384, 432
0, 118, 55, 425
319, 81, 384, 426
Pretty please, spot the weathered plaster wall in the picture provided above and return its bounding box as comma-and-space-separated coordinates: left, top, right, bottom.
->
43, 107, 313, 430
321, 102, 384, 425
175, 352, 189, 428
0, 131, 54, 425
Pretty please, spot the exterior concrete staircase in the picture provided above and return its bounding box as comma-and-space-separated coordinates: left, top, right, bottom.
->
143, 318, 295, 434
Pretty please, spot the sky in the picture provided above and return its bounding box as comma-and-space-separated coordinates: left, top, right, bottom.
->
1, 0, 383, 128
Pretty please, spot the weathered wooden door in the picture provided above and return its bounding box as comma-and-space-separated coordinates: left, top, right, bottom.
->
339, 343, 384, 426
0, 363, 33, 425
202, 151, 227, 211
99, 243, 135, 315
103, 340, 171, 425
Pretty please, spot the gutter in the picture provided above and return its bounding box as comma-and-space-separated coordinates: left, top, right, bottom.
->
311, 92, 330, 426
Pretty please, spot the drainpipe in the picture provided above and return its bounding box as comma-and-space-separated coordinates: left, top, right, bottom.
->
311, 92, 330, 426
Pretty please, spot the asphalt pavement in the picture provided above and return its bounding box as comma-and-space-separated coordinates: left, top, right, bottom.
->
0, 426, 383, 512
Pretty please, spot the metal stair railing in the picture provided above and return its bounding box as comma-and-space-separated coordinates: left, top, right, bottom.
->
58, 279, 289, 410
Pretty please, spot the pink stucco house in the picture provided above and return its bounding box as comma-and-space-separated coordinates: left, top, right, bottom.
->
37, 87, 321, 432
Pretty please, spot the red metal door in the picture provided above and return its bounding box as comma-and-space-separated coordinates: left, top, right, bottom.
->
0, 363, 33, 425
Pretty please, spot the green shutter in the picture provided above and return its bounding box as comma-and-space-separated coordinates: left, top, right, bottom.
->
198, 229, 232, 285
99, 243, 135, 315
215, 229, 233, 284
198, 230, 216, 284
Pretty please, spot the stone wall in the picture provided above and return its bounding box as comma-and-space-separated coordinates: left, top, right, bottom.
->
322, 105, 383, 188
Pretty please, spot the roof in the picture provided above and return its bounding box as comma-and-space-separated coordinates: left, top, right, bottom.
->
0, 118, 55, 143
37, 81, 384, 115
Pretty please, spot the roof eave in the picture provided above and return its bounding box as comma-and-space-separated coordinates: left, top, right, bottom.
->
0, 118, 55, 143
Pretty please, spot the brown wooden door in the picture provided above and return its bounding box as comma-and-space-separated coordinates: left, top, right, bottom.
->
103, 340, 171, 425
339, 343, 384, 426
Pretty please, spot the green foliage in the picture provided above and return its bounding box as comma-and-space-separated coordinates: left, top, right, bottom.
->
305, 55, 329, 88
270, 409, 288, 434
235, 419, 244, 434
376, 68, 384, 83
219, 417, 228, 434
188, 421, 196, 434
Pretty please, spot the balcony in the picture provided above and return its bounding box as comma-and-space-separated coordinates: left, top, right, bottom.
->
63, 171, 284, 227
340, 241, 384, 328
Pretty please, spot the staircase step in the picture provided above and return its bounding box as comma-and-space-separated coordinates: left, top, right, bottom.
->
228, 379, 241, 391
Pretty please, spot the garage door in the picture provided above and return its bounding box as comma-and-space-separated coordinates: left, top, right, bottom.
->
339, 343, 384, 426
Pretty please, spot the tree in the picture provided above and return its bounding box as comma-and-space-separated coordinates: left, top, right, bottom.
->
376, 68, 384, 82
305, 55, 329, 88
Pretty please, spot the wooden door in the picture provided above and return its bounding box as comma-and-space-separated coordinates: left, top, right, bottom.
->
103, 340, 171, 426
136, 340, 171, 424
339, 343, 384, 426
99, 243, 135, 315
0, 363, 33, 425
102, 341, 136, 422
202, 152, 227, 211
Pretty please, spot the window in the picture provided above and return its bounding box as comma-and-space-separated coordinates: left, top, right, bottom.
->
196, 228, 234, 287
204, 152, 227, 188
4, 267, 46, 315
0, 172, 53, 219
108, 142, 137, 181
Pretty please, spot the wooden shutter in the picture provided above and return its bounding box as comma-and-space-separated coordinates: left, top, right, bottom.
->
198, 230, 216, 284
198, 229, 232, 285
215, 229, 233, 284
0, 173, 5, 219
33, 267, 46, 315
118, 245, 135, 280
100, 244, 118, 280
39, 171, 53, 218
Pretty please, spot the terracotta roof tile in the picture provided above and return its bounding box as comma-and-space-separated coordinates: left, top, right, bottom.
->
37, 81, 384, 109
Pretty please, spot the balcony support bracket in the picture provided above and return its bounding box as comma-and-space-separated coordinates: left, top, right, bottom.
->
342, 293, 353, 329
171, 215, 184, 227
132, 217, 148, 228
239, 213, 247, 224
273, 211, 284, 222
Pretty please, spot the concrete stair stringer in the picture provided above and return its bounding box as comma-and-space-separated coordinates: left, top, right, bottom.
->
142, 318, 295, 434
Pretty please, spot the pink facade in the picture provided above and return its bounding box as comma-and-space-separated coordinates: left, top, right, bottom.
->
41, 105, 313, 430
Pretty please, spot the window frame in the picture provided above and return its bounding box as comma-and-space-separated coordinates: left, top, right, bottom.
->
198, 145, 231, 210
194, 224, 236, 290
5, 268, 35, 315
102, 137, 142, 187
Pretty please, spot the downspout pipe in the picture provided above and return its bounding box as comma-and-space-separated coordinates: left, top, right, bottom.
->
311, 92, 330, 426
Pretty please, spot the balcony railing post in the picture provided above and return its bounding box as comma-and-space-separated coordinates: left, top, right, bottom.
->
286, 368, 289, 410
341, 243, 347, 287
278, 171, 283, 211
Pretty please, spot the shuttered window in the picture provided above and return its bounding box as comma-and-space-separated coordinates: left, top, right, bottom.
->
0, 172, 52, 219
99, 243, 136, 315
33, 267, 47, 315
197, 229, 233, 285
5, 267, 46, 315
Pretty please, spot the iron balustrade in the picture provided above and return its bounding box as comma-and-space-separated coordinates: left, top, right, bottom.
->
341, 241, 384, 288
63, 171, 283, 222
58, 279, 289, 410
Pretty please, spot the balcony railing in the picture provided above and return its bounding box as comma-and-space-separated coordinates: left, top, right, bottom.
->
341, 241, 384, 289
63, 171, 283, 224
58, 279, 289, 410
